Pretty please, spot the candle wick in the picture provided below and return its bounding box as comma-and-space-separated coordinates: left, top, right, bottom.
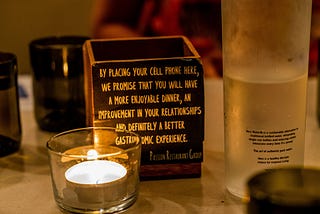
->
96, 178, 103, 184
87, 149, 99, 160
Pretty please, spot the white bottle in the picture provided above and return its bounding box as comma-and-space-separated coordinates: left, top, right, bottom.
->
222, 0, 312, 198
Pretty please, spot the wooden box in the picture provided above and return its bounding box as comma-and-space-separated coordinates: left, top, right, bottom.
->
83, 36, 204, 180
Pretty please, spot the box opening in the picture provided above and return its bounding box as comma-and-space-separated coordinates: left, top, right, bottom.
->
90, 37, 195, 61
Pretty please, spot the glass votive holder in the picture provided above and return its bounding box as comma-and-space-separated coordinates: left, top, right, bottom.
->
247, 167, 320, 214
47, 127, 141, 213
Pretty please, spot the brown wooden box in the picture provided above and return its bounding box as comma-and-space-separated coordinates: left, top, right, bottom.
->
83, 36, 204, 180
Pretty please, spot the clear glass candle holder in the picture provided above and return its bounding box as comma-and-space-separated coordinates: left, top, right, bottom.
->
47, 127, 141, 213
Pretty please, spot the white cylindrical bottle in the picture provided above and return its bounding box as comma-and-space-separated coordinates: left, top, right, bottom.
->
222, 0, 312, 198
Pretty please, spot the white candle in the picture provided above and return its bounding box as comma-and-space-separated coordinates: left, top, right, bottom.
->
65, 160, 127, 185
64, 154, 128, 204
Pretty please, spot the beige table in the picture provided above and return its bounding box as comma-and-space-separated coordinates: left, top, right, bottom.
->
1, 75, 320, 214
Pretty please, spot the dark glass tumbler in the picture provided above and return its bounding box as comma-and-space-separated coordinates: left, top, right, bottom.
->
29, 36, 89, 132
247, 168, 320, 214
0, 52, 21, 156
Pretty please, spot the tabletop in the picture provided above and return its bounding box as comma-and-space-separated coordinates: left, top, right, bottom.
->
1, 75, 320, 214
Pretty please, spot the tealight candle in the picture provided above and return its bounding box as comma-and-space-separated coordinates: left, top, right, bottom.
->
47, 127, 141, 213
64, 159, 127, 204
65, 160, 127, 185
65, 149, 127, 184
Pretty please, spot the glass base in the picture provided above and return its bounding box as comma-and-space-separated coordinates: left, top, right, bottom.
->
56, 194, 138, 214
226, 186, 248, 200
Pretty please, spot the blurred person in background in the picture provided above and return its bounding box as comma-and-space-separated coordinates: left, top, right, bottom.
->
310, 0, 320, 77
91, 0, 222, 78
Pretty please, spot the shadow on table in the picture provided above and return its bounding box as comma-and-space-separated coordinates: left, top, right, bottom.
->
0, 143, 50, 185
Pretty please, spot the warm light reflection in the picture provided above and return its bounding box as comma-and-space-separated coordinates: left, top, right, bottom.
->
62, 47, 68, 77
87, 149, 98, 160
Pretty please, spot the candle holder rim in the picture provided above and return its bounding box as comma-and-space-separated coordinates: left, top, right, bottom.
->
46, 126, 141, 157
29, 35, 89, 50
59, 148, 132, 160
0, 52, 16, 65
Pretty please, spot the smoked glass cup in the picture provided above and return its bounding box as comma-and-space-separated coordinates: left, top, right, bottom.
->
29, 36, 89, 132
247, 168, 320, 214
47, 127, 141, 213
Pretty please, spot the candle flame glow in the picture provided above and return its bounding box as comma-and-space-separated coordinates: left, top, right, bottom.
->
87, 149, 98, 160
62, 47, 68, 77
94, 133, 100, 145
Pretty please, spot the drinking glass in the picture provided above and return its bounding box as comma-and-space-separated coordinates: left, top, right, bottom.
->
222, 0, 312, 198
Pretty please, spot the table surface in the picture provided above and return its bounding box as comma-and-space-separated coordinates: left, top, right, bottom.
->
1, 75, 320, 214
